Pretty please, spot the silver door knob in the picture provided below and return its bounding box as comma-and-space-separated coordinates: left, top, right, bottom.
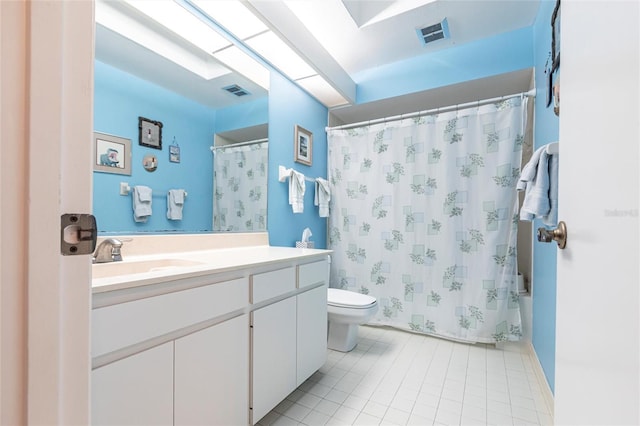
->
537, 221, 567, 249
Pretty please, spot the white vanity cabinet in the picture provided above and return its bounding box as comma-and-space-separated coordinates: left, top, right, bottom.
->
92, 275, 249, 426
250, 260, 328, 424
92, 342, 174, 426
174, 314, 249, 426
91, 247, 330, 426
296, 260, 329, 386
250, 267, 297, 422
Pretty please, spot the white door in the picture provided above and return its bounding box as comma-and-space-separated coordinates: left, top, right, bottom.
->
554, 1, 639, 424
0, 1, 94, 424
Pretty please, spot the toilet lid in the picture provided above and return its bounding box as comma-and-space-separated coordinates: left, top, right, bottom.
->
327, 288, 377, 308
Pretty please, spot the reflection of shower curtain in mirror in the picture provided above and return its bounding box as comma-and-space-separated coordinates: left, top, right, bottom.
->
213, 142, 268, 232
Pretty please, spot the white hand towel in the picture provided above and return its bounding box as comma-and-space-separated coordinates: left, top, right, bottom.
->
517, 143, 558, 225
289, 170, 305, 213
167, 189, 185, 220
314, 178, 331, 217
278, 166, 305, 213
133, 185, 152, 223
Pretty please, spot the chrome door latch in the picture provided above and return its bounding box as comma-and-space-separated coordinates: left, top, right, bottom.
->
61, 214, 97, 255
537, 221, 567, 249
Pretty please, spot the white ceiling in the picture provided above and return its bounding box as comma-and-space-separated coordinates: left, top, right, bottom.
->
94, 0, 268, 109
278, 0, 540, 76
95, 0, 540, 119
246, 0, 539, 122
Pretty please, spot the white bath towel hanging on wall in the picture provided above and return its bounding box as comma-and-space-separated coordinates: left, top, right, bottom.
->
314, 178, 331, 217
517, 142, 559, 226
167, 189, 185, 220
278, 166, 306, 213
132, 185, 152, 222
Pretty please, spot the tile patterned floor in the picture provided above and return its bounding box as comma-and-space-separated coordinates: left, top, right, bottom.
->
257, 326, 553, 426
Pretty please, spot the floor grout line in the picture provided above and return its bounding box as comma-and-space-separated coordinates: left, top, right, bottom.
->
258, 326, 553, 426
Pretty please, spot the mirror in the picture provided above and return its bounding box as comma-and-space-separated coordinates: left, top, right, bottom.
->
93, 0, 269, 234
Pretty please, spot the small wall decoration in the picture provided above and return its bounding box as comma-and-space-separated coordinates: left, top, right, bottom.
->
138, 116, 163, 150
294, 125, 313, 166
142, 153, 158, 172
169, 137, 181, 163
93, 131, 131, 175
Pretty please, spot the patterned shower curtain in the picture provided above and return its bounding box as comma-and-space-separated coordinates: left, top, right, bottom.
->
327, 99, 527, 343
213, 142, 268, 232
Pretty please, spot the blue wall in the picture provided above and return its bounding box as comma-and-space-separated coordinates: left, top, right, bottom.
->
216, 97, 269, 134
94, 60, 216, 233
268, 72, 329, 249
532, 0, 560, 393
354, 26, 534, 104
94, 61, 268, 234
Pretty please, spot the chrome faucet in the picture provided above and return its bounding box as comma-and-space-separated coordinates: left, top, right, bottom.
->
92, 238, 124, 263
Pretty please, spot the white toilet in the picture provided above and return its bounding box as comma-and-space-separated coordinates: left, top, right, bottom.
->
327, 288, 378, 352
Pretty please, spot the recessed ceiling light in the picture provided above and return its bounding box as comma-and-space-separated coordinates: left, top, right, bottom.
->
245, 31, 317, 81
95, 0, 231, 80
124, 0, 231, 54
190, 0, 269, 40
213, 45, 270, 90
296, 75, 349, 108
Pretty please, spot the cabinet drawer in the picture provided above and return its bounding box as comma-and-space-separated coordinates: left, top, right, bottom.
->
251, 267, 295, 304
298, 259, 328, 290
93, 277, 248, 357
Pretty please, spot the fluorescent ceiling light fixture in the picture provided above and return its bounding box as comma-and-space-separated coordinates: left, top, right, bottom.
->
296, 75, 348, 108
342, 0, 438, 28
96, 0, 230, 80
245, 31, 317, 81
190, 0, 268, 40
124, 0, 231, 54
213, 45, 270, 90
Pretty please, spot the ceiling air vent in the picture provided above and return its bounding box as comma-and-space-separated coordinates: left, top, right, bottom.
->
417, 18, 450, 46
222, 84, 251, 97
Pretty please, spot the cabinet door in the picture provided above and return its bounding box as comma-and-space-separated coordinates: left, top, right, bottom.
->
251, 297, 296, 424
297, 285, 328, 386
92, 342, 173, 426
174, 314, 249, 426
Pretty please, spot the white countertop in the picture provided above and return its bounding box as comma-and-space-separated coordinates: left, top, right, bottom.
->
92, 245, 331, 293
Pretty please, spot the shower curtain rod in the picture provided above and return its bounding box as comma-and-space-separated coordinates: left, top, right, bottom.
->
326, 88, 536, 131
209, 138, 268, 151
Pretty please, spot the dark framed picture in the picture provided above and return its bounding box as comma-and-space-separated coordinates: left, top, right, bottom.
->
294, 125, 312, 166
138, 116, 163, 150
93, 132, 131, 175
551, 0, 561, 70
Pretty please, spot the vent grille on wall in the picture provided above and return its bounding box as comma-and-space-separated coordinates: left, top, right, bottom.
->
222, 84, 251, 97
417, 18, 449, 46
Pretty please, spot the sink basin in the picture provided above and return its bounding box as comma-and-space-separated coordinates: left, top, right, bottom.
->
92, 258, 205, 279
